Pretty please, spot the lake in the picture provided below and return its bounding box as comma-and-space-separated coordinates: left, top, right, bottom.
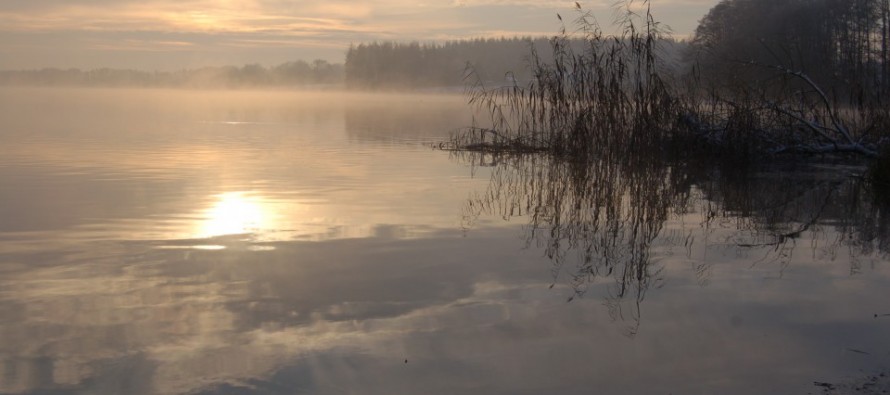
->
0, 87, 888, 395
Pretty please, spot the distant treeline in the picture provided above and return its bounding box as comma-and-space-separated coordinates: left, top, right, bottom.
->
345, 38, 551, 89
0, 37, 691, 91
0, 60, 343, 88
344, 37, 689, 89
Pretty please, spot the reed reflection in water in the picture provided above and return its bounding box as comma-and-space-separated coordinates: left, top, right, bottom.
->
458, 150, 890, 335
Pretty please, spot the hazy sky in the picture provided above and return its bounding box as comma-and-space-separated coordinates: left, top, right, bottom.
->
0, 0, 719, 70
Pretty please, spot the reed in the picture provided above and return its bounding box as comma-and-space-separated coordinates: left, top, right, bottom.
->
446, 1, 681, 161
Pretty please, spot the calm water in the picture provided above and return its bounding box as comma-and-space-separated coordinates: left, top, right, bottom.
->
0, 87, 888, 395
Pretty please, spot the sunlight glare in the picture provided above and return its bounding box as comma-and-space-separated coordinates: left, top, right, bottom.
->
199, 192, 267, 238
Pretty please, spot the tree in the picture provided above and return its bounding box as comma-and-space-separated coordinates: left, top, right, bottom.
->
691, 0, 890, 98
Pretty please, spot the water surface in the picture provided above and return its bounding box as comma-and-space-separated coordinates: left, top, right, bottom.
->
0, 87, 888, 394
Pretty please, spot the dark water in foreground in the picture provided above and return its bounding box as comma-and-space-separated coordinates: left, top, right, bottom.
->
0, 88, 888, 395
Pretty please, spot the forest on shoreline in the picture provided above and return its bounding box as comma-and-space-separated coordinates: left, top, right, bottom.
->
0, 60, 343, 88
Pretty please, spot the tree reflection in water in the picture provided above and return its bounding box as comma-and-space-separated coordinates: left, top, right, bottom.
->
702, 165, 890, 273
455, 150, 890, 335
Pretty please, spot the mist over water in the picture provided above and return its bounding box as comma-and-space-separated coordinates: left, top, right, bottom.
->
0, 87, 888, 395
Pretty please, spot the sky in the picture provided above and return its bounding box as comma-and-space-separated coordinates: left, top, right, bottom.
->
0, 0, 720, 70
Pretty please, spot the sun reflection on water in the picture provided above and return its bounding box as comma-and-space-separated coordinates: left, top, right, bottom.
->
199, 192, 268, 238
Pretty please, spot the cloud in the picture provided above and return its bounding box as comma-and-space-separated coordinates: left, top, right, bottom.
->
0, 0, 718, 68
0, 0, 709, 34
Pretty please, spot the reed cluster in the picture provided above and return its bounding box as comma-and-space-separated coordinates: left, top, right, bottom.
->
448, 2, 681, 160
